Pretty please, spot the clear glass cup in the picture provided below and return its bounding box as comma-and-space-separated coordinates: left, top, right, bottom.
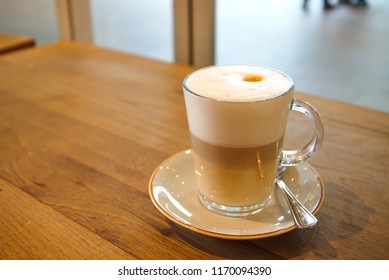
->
183, 65, 324, 217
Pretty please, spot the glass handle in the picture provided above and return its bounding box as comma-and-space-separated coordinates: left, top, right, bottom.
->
281, 99, 324, 166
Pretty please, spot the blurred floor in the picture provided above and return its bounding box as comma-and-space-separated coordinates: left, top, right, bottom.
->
216, 0, 389, 112
0, 0, 388, 112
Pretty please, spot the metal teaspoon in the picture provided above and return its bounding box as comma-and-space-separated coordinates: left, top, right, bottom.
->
276, 167, 318, 229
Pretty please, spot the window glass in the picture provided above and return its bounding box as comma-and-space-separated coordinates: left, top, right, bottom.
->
0, 0, 58, 45
91, 0, 174, 62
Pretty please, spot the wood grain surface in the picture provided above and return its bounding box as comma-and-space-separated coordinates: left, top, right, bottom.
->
0, 41, 388, 259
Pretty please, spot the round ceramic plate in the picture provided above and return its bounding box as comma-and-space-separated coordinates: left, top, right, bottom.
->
149, 150, 324, 240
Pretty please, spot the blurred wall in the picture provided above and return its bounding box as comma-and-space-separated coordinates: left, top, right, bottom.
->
0, 0, 58, 45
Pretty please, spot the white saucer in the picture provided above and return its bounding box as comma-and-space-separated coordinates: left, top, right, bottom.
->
149, 150, 324, 240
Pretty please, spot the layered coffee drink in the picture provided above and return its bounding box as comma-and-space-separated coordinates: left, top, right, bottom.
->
191, 134, 284, 207
183, 65, 294, 216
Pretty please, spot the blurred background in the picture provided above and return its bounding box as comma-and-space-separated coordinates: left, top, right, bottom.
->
0, 0, 388, 112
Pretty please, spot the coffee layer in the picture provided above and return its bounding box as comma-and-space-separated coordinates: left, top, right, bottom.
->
191, 134, 283, 206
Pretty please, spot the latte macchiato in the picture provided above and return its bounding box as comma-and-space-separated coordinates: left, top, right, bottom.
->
183, 65, 295, 216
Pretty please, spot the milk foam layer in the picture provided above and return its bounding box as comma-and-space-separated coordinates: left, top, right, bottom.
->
183, 65, 294, 147
185, 65, 292, 102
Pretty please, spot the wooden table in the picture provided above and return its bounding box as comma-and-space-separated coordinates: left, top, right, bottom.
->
0, 33, 35, 55
0, 41, 388, 260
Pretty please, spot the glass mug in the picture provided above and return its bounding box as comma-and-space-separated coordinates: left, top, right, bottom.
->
183, 65, 324, 217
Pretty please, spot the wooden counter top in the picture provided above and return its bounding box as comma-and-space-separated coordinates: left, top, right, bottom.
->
0, 41, 388, 259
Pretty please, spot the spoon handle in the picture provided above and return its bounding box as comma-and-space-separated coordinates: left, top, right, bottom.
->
276, 178, 318, 229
